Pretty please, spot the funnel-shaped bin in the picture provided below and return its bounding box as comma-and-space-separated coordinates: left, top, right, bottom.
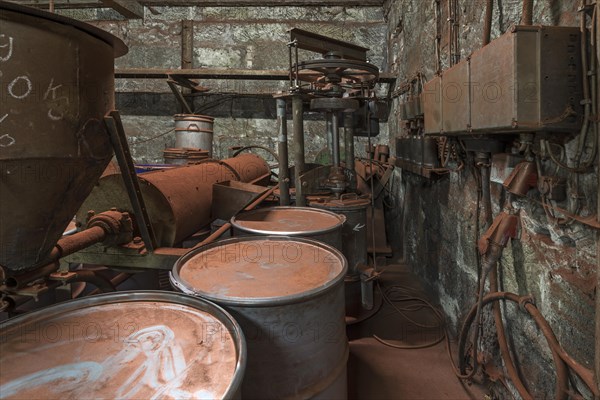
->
0, 2, 127, 271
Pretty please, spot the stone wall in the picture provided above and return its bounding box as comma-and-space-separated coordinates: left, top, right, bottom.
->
384, 0, 596, 398
58, 5, 388, 163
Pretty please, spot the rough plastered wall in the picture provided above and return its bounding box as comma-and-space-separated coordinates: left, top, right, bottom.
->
384, 0, 596, 398
58, 6, 388, 164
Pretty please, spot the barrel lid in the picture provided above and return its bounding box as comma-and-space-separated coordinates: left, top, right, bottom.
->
0, 1, 128, 57
231, 206, 345, 236
174, 114, 215, 122
172, 237, 347, 306
0, 291, 245, 400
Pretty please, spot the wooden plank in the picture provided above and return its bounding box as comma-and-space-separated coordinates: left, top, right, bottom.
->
115, 67, 397, 83
100, 0, 144, 18
10, 0, 384, 9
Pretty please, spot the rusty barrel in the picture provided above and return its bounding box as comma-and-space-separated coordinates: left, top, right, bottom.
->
171, 236, 349, 399
174, 114, 214, 157
230, 206, 346, 251
0, 291, 246, 399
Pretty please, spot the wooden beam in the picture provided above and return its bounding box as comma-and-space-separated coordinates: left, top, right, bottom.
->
9, 0, 384, 9
100, 0, 143, 18
115, 67, 397, 83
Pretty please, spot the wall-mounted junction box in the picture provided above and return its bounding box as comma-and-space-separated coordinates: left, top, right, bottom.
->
423, 26, 582, 136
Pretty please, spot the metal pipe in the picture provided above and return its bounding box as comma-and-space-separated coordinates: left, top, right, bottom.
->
4, 262, 60, 288
65, 270, 116, 293
332, 111, 340, 168
191, 186, 278, 250
88, 273, 133, 296
489, 270, 533, 399
276, 99, 290, 206
326, 112, 334, 153
344, 113, 355, 170
292, 96, 306, 206
477, 152, 493, 227
459, 292, 572, 400
521, 0, 533, 25
483, 0, 493, 46
49, 226, 107, 261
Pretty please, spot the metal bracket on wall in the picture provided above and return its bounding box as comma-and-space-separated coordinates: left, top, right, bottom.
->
104, 110, 157, 251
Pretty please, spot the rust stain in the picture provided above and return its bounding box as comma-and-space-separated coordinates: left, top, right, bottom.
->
235, 208, 342, 232
0, 302, 237, 399
179, 239, 343, 299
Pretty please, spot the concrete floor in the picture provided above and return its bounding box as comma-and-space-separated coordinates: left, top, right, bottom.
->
347, 263, 489, 400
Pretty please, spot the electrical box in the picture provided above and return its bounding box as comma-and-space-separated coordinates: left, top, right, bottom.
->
423, 25, 582, 135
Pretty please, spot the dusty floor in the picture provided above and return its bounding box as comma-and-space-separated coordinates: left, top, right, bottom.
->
347, 263, 489, 400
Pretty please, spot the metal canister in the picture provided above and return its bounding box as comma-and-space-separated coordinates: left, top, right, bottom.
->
171, 236, 348, 400
0, 291, 246, 399
230, 206, 346, 251
174, 114, 214, 156
309, 197, 369, 277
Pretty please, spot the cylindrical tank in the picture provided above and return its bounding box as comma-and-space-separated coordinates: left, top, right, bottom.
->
310, 196, 372, 324
230, 206, 346, 250
76, 154, 270, 247
309, 197, 369, 277
171, 236, 349, 400
0, 291, 246, 399
174, 114, 214, 156
0, 2, 127, 271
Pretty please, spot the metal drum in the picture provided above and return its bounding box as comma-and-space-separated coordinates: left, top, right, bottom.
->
171, 236, 349, 400
230, 206, 346, 251
174, 114, 214, 156
309, 196, 369, 277
0, 291, 246, 400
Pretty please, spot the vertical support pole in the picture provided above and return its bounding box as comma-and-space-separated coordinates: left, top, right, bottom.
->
344, 113, 355, 171
326, 112, 334, 156
181, 19, 194, 113
292, 96, 306, 206
331, 111, 340, 168
277, 99, 290, 206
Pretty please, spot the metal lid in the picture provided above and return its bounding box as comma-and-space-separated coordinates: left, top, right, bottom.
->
0, 291, 245, 400
174, 114, 215, 122
171, 236, 347, 306
0, 1, 128, 57
231, 206, 346, 236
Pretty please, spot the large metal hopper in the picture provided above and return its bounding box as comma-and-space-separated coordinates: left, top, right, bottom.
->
0, 2, 127, 271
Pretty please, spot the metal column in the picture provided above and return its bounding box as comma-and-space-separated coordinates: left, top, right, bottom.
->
292, 96, 306, 206
331, 111, 340, 168
344, 113, 355, 170
276, 99, 290, 206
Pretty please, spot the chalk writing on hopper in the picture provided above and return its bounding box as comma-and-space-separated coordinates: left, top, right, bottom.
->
0, 34, 13, 62
43, 78, 68, 121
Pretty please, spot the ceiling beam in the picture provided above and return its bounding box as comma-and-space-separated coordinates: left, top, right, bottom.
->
8, 0, 384, 9
100, 0, 143, 18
